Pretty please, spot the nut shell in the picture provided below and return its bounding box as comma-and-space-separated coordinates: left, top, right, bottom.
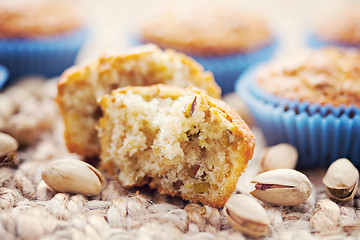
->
323, 158, 358, 189
251, 169, 312, 206
0, 132, 18, 157
224, 194, 269, 237
260, 143, 298, 172
42, 159, 105, 196
322, 158, 359, 202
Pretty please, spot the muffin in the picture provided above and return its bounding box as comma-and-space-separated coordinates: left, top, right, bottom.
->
236, 47, 360, 168
308, 7, 360, 48
57, 44, 221, 158
98, 85, 255, 207
135, 1, 277, 94
0, 0, 88, 81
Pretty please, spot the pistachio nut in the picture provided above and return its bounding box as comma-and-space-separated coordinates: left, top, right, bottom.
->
251, 169, 312, 206
322, 158, 359, 202
0, 132, 19, 167
259, 143, 298, 172
224, 194, 269, 237
42, 159, 105, 196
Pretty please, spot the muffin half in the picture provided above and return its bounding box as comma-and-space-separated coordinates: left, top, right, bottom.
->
98, 85, 255, 207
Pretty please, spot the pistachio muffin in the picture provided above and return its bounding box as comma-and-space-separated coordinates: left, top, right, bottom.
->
237, 47, 360, 168
57, 44, 221, 157
255, 47, 360, 107
0, 0, 88, 81
308, 7, 360, 48
0, 0, 82, 38
136, 0, 277, 94
98, 85, 255, 207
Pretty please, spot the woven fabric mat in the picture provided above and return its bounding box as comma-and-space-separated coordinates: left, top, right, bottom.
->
1, 77, 360, 240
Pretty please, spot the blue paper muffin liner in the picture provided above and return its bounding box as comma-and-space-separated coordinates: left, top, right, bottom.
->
235, 75, 360, 169
130, 35, 278, 95
0, 27, 89, 83
307, 33, 360, 49
0, 64, 9, 91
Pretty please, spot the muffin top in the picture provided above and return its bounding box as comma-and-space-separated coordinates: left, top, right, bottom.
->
315, 7, 360, 45
0, 0, 82, 38
256, 47, 360, 107
139, 1, 272, 56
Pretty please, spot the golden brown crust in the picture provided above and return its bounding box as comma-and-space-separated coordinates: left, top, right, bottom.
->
316, 7, 360, 45
256, 47, 360, 107
140, 1, 272, 56
0, 0, 82, 38
99, 84, 255, 208
57, 44, 221, 157
57, 63, 100, 157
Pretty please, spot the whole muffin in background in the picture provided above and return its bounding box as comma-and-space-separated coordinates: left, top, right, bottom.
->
135, 0, 277, 94
308, 7, 360, 48
256, 47, 360, 107
237, 47, 360, 168
0, 0, 88, 82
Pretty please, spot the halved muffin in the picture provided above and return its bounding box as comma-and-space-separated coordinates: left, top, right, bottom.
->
98, 85, 255, 207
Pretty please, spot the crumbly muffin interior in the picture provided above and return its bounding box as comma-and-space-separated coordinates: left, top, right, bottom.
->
99, 87, 250, 207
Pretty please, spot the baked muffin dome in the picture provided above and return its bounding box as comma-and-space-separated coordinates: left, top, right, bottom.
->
0, 0, 82, 38
255, 47, 360, 107
0, 0, 87, 81
139, 1, 272, 56
314, 8, 360, 45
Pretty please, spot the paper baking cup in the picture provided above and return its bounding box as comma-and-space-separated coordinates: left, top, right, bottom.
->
130, 36, 278, 95
235, 76, 360, 169
0, 28, 88, 83
307, 33, 360, 49
0, 64, 9, 91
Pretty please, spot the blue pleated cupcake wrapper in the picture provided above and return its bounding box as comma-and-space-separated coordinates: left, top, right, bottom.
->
0, 64, 9, 91
130, 35, 278, 95
0, 27, 89, 83
307, 33, 360, 49
240, 66, 360, 118
235, 77, 360, 168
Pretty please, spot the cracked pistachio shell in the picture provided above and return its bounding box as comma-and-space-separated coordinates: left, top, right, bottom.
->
0, 132, 18, 157
42, 159, 105, 196
323, 158, 359, 202
260, 143, 298, 172
224, 194, 269, 237
251, 169, 312, 206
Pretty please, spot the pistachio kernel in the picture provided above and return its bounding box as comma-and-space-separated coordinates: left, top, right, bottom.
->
193, 182, 210, 193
